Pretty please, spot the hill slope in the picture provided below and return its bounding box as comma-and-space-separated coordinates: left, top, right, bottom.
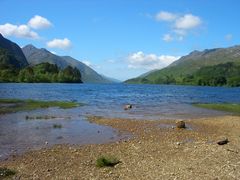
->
125, 45, 240, 85
22, 45, 112, 83
61, 56, 111, 83
0, 33, 28, 68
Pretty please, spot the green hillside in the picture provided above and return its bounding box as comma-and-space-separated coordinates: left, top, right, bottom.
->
0, 33, 28, 69
180, 62, 240, 87
125, 46, 240, 87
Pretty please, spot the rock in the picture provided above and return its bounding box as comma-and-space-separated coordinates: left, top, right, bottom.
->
176, 120, 186, 129
217, 138, 229, 145
124, 104, 132, 110
176, 142, 181, 145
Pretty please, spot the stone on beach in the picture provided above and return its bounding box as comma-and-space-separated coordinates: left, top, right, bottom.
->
176, 120, 186, 129
217, 138, 229, 145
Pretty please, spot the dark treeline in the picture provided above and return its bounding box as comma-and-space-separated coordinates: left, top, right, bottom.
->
0, 62, 82, 83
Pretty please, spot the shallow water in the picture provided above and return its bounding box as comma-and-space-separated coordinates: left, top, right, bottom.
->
0, 83, 239, 159
0, 107, 130, 160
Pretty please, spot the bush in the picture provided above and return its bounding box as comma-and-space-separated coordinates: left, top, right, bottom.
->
53, 124, 62, 128
0, 167, 16, 178
96, 156, 120, 167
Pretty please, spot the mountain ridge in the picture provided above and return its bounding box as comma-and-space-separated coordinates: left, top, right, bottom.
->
125, 45, 240, 86
22, 45, 113, 83
0, 33, 29, 68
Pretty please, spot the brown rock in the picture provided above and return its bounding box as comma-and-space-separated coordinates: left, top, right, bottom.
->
217, 138, 229, 145
176, 120, 186, 129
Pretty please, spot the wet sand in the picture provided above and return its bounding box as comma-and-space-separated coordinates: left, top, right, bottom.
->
1, 115, 240, 179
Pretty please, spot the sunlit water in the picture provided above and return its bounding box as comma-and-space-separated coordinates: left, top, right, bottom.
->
0, 83, 240, 160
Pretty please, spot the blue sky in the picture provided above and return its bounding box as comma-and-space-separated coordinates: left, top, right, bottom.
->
0, 0, 240, 80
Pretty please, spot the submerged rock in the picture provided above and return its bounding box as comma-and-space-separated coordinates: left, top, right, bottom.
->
124, 104, 132, 110
176, 120, 186, 129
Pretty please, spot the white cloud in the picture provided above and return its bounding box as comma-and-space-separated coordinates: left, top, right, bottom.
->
0, 23, 39, 39
46, 38, 72, 49
50, 51, 57, 55
82, 60, 92, 67
175, 14, 201, 30
225, 34, 233, 41
155, 11, 177, 21
173, 29, 187, 36
107, 59, 116, 63
162, 34, 173, 42
154, 11, 202, 42
82, 60, 101, 69
28, 15, 52, 29
0, 15, 52, 39
127, 51, 180, 70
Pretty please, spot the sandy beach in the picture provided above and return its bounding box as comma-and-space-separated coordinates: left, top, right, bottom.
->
0, 115, 240, 179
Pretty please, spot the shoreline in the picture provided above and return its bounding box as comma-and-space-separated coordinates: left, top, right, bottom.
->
1, 115, 240, 179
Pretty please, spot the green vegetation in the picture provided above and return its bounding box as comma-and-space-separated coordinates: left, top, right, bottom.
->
96, 156, 120, 167
0, 167, 16, 178
0, 48, 24, 69
0, 98, 81, 114
53, 124, 62, 128
125, 46, 240, 87
182, 62, 240, 87
0, 62, 82, 83
126, 62, 240, 87
194, 103, 240, 114
0, 33, 29, 69
25, 115, 58, 120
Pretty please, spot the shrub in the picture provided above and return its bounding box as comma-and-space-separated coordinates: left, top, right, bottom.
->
0, 167, 16, 178
96, 156, 120, 167
53, 124, 62, 128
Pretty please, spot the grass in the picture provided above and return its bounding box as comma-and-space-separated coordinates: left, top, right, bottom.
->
194, 103, 240, 114
96, 156, 120, 167
53, 124, 62, 129
0, 98, 82, 114
0, 167, 16, 178
26, 115, 58, 120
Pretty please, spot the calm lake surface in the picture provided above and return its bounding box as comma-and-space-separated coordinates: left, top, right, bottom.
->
0, 83, 240, 159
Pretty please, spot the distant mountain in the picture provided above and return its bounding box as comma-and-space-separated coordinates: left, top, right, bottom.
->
0, 33, 28, 68
61, 56, 112, 83
0, 36, 82, 83
125, 45, 240, 86
22, 45, 113, 83
22, 45, 68, 68
100, 74, 121, 83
